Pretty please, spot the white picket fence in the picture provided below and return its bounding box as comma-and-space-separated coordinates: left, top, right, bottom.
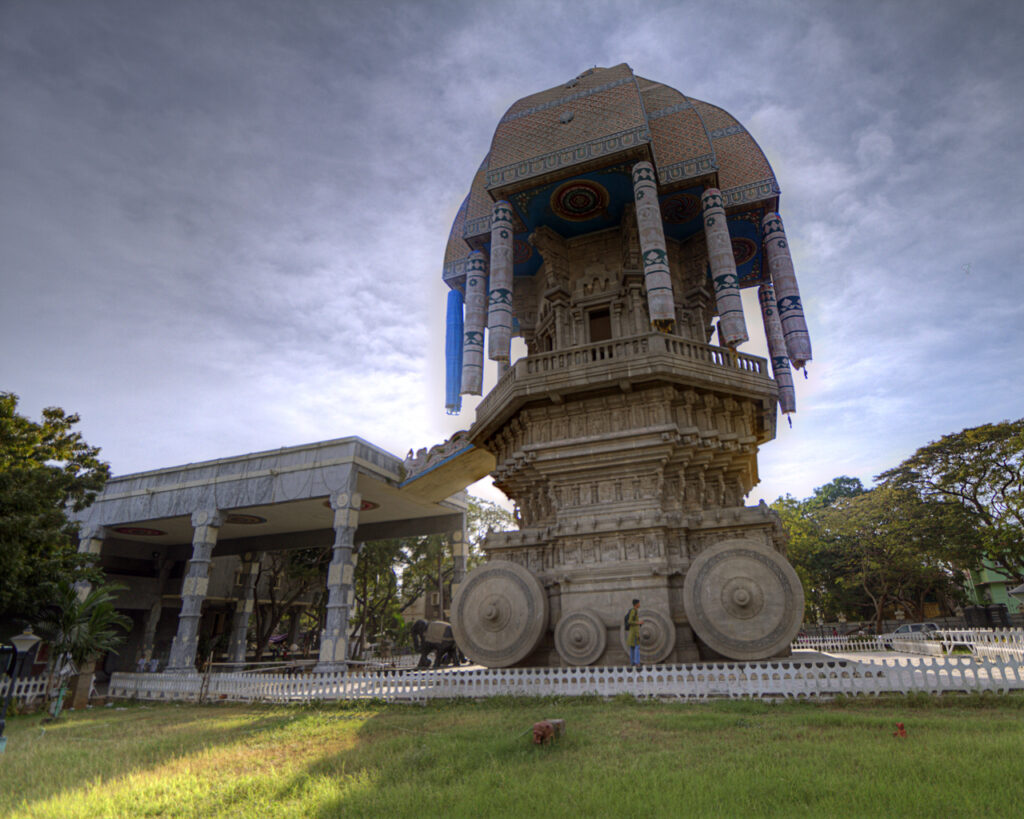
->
882, 628, 1024, 661
892, 638, 945, 655
791, 635, 886, 653
107, 655, 1024, 704
0, 674, 48, 705
936, 628, 1024, 661
792, 628, 1024, 662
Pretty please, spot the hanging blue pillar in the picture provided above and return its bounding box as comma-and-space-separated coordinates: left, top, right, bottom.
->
445, 288, 464, 414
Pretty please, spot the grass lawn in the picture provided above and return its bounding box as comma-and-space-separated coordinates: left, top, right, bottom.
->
1, 693, 1022, 818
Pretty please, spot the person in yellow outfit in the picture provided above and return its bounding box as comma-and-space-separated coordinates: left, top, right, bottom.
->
627, 599, 644, 666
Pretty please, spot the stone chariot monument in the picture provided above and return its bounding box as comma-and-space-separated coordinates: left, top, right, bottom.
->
428, 65, 812, 667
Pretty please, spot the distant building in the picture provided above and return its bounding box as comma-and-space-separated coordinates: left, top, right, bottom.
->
965, 562, 1024, 614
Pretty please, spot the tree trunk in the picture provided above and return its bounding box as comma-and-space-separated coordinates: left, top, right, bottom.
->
70, 660, 95, 709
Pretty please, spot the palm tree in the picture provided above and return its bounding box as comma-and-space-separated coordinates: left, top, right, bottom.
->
35, 581, 131, 715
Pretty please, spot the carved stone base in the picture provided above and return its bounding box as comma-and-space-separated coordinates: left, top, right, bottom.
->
452, 507, 801, 667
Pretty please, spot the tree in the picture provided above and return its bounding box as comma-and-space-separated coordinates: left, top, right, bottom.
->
464, 495, 516, 568
348, 495, 516, 656
395, 496, 516, 619
35, 581, 131, 672
250, 545, 331, 660
0, 393, 110, 627
816, 487, 978, 631
349, 537, 406, 659
772, 477, 867, 621
878, 419, 1024, 583
774, 476, 978, 628
34, 580, 129, 716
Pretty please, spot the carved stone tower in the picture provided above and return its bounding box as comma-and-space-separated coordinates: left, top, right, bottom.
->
437, 65, 811, 666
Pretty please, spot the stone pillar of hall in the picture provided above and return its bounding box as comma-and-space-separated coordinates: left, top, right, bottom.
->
138, 556, 173, 668
227, 554, 261, 665
316, 473, 361, 672
74, 525, 106, 599
165, 509, 223, 674
286, 607, 303, 648
451, 515, 468, 588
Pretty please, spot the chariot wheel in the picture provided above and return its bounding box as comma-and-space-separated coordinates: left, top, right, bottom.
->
554, 608, 607, 666
450, 560, 549, 667
683, 538, 804, 660
618, 607, 675, 664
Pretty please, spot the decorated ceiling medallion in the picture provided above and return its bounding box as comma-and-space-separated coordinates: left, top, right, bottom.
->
660, 192, 701, 224
731, 237, 758, 266
225, 514, 266, 525
513, 238, 533, 265
113, 526, 166, 537
550, 179, 610, 222
320, 499, 380, 511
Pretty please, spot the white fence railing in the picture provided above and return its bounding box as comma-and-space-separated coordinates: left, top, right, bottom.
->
0, 675, 48, 705
793, 628, 1024, 661
108, 656, 1024, 704
937, 628, 1024, 661
360, 653, 420, 671
791, 635, 885, 653
892, 638, 944, 655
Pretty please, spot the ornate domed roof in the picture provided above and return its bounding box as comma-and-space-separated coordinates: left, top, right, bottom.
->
443, 64, 780, 291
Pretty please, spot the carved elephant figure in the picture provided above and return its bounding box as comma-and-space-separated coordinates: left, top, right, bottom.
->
411, 619, 463, 668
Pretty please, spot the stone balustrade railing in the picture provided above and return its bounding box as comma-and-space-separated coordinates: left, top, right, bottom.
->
107, 655, 1024, 704
476, 332, 770, 424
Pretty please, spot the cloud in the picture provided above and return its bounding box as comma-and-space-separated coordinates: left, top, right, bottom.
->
1, 0, 1022, 511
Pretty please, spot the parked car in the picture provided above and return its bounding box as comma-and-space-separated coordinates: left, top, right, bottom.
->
880, 622, 939, 648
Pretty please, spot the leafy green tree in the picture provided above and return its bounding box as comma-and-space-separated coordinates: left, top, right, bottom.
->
250, 545, 332, 660
349, 495, 515, 655
878, 419, 1024, 583
465, 495, 516, 569
772, 477, 867, 621
774, 476, 978, 628
816, 487, 978, 631
35, 581, 130, 677
349, 537, 406, 658
811, 476, 867, 509
0, 393, 110, 627
395, 496, 517, 618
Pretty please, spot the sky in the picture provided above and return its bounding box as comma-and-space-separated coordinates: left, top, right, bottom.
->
2, 0, 1022, 510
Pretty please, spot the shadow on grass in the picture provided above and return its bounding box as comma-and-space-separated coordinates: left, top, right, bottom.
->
5, 691, 1023, 817
0, 700, 319, 814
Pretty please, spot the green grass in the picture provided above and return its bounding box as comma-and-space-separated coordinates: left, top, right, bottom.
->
1, 694, 1022, 818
